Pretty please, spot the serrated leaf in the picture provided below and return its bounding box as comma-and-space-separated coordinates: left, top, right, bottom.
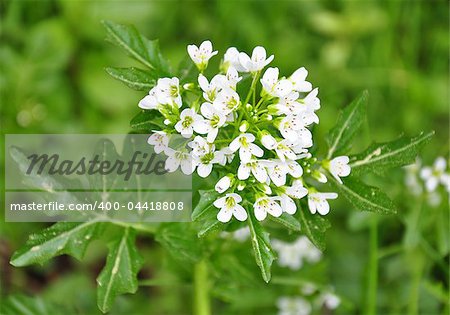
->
155, 223, 203, 264
326, 90, 368, 158
102, 20, 170, 75
330, 176, 397, 214
10, 221, 104, 267
297, 207, 331, 251
192, 190, 219, 221
105, 67, 157, 90
247, 212, 275, 283
97, 228, 143, 313
130, 110, 165, 131
269, 213, 301, 232
349, 131, 434, 176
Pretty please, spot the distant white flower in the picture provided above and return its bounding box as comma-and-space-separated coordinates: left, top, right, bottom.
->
214, 193, 247, 222
319, 292, 341, 310
404, 159, 422, 195
260, 67, 293, 97
327, 156, 351, 184
220, 226, 251, 242
175, 108, 204, 138
156, 77, 182, 107
273, 236, 321, 270
223, 47, 246, 72
420, 157, 449, 192
213, 87, 240, 114
229, 133, 264, 163
164, 148, 194, 175
238, 160, 268, 183
289, 67, 312, 92
308, 192, 338, 215
195, 102, 227, 142
187, 40, 218, 71
253, 196, 282, 221
239, 46, 274, 73
215, 175, 232, 193
147, 131, 169, 154
276, 296, 312, 315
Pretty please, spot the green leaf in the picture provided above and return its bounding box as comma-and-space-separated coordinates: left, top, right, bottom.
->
330, 176, 397, 214
97, 228, 143, 313
247, 212, 275, 283
192, 190, 219, 221
105, 67, 157, 91
102, 20, 170, 75
326, 90, 368, 158
297, 207, 331, 251
155, 223, 203, 264
10, 221, 104, 267
269, 213, 301, 232
130, 110, 165, 131
349, 131, 434, 176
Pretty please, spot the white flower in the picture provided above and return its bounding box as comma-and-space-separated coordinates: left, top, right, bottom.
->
175, 108, 204, 138
198, 74, 226, 102
302, 88, 320, 111
276, 296, 312, 315
327, 156, 351, 184
155, 77, 182, 107
285, 160, 303, 178
195, 102, 227, 142
218, 147, 235, 165
225, 66, 242, 89
253, 196, 282, 221
147, 131, 169, 154
220, 226, 250, 242
223, 47, 246, 72
272, 236, 321, 270
213, 193, 247, 223
289, 67, 312, 92
420, 157, 449, 192
213, 87, 240, 114
285, 180, 308, 199
238, 160, 268, 183
266, 161, 288, 187
193, 147, 224, 178
215, 175, 232, 193
260, 67, 293, 97
260, 133, 277, 150
164, 148, 194, 175
138, 88, 158, 109
275, 140, 297, 161
319, 292, 341, 310
188, 136, 209, 156
280, 194, 296, 214
279, 115, 305, 141
273, 92, 302, 115
187, 40, 218, 71
229, 133, 264, 163
238, 46, 274, 73
308, 192, 338, 215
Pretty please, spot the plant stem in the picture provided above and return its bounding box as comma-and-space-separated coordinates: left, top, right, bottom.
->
194, 260, 211, 315
366, 217, 378, 315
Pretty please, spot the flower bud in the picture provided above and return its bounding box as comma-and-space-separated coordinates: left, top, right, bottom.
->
312, 170, 327, 183
237, 182, 246, 191
239, 120, 249, 132
215, 175, 232, 193
259, 131, 277, 150
182, 83, 195, 90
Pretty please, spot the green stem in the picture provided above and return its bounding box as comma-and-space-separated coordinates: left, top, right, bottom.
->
366, 217, 378, 315
194, 260, 211, 315
407, 254, 423, 315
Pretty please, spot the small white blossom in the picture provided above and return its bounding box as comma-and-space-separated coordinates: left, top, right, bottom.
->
213, 87, 240, 114
272, 236, 322, 270
319, 292, 341, 310
193, 147, 224, 178
214, 193, 247, 223
175, 108, 204, 138
238, 160, 268, 183
238, 46, 274, 73
308, 192, 338, 215
260, 67, 293, 97
187, 40, 218, 71
138, 88, 158, 110
195, 102, 227, 142
327, 156, 351, 184
289, 67, 312, 92
215, 175, 232, 193
156, 77, 182, 107
420, 157, 449, 192
229, 133, 264, 163
260, 133, 277, 150
220, 227, 250, 242
275, 139, 298, 161
280, 194, 296, 214
147, 131, 169, 154
285, 180, 308, 199
225, 66, 242, 89
277, 297, 312, 315
253, 196, 282, 221
164, 148, 194, 175
223, 47, 246, 72
279, 115, 305, 141
198, 74, 226, 102
266, 161, 288, 187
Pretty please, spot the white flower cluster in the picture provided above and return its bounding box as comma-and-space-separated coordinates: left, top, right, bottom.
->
141, 40, 352, 223
272, 236, 322, 270
405, 156, 449, 206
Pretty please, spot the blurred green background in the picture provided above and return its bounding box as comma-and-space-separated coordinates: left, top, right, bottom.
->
1, 0, 448, 314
